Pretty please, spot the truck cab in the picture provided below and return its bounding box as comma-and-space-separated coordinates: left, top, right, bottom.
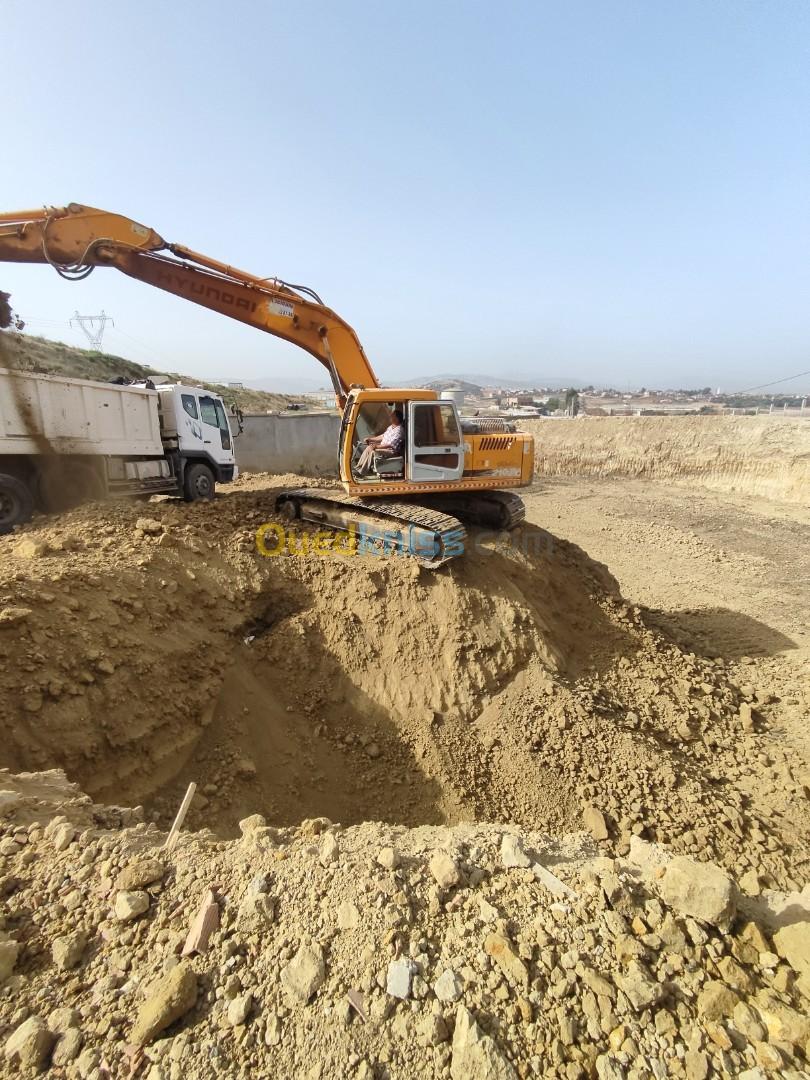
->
156, 384, 238, 485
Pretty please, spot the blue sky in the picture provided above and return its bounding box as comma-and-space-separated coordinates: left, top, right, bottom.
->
3, 0, 810, 392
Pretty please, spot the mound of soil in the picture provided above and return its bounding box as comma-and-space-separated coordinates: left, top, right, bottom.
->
1, 476, 807, 893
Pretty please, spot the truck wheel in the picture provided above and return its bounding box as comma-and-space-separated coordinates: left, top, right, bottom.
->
183, 463, 216, 502
0, 473, 34, 534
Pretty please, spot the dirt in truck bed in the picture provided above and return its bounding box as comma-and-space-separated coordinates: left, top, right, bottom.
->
0, 470, 808, 1078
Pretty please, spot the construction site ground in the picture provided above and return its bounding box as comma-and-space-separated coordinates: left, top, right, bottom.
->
0, 468, 809, 1079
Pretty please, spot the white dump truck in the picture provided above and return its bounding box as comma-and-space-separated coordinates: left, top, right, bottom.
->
0, 367, 238, 532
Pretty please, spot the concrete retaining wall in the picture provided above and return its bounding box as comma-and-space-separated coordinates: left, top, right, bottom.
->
235, 413, 340, 475
520, 415, 810, 504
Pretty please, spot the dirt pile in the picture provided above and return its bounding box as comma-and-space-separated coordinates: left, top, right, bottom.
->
1, 770, 810, 1078
522, 416, 810, 505
0, 476, 808, 897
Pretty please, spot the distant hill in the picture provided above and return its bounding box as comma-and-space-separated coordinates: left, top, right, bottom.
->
0, 332, 294, 413
406, 372, 584, 390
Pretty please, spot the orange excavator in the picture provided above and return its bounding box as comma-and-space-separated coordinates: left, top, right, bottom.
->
0, 203, 534, 564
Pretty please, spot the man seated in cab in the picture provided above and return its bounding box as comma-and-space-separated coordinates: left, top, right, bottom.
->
355, 407, 405, 475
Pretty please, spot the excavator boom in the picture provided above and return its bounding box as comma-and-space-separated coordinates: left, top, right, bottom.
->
0, 203, 377, 405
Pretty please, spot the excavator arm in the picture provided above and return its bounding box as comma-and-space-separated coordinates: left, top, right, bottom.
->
0, 203, 378, 406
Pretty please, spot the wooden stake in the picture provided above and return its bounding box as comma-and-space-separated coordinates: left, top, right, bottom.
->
163, 781, 196, 853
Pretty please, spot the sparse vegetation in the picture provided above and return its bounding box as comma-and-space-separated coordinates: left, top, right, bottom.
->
0, 332, 298, 414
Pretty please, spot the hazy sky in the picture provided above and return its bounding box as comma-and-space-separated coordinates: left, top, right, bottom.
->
3, 0, 810, 392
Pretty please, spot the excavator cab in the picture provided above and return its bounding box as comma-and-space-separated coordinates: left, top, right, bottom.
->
340, 389, 466, 488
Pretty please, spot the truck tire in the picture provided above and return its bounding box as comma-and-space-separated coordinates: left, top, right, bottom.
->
0, 473, 35, 534
183, 463, 216, 502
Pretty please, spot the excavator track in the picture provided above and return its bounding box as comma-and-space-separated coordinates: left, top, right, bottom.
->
419, 489, 526, 531
275, 488, 468, 568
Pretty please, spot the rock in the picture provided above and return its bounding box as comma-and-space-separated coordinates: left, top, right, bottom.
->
336, 899, 360, 930
659, 855, 737, 929
114, 858, 165, 891
583, 804, 610, 841
131, 962, 198, 1046
754, 989, 810, 1046
580, 966, 616, 1000
4, 1015, 54, 1072
484, 932, 529, 988
0, 606, 33, 626
450, 1004, 517, 1080
47, 1008, 80, 1034
614, 961, 663, 1012
52, 1028, 82, 1066
739, 869, 762, 896
500, 833, 531, 869
732, 1001, 766, 1042
387, 959, 415, 999
52, 931, 87, 971
0, 939, 20, 983
754, 1042, 783, 1071
377, 846, 400, 870
115, 890, 150, 921
51, 823, 74, 851
238, 814, 266, 835
773, 921, 810, 976
684, 1050, 710, 1080
227, 993, 252, 1026
14, 538, 50, 559
696, 980, 740, 1020
434, 968, 463, 1003
136, 517, 164, 534
281, 944, 325, 1003
429, 850, 461, 889
236, 890, 275, 932
595, 1055, 627, 1080
319, 832, 338, 866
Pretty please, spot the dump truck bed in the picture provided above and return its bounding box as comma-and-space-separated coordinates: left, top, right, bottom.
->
0, 367, 163, 457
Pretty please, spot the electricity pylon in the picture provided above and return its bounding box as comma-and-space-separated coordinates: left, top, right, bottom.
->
71, 310, 114, 350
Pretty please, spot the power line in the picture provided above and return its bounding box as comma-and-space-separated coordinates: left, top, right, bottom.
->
734, 369, 810, 395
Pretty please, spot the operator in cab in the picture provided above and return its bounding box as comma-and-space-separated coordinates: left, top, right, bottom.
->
355, 407, 404, 475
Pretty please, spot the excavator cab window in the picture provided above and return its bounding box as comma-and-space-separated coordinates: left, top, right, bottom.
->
351, 401, 406, 481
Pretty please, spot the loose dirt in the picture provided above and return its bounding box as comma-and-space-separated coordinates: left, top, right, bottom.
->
1, 470, 809, 1078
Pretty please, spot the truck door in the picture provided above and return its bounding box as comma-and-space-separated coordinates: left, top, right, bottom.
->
198, 395, 234, 461
407, 402, 465, 483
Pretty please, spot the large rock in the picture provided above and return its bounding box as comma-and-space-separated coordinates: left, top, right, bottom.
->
450, 1005, 517, 1080
773, 921, 810, 976
236, 890, 275, 933
387, 959, 415, 999
0, 940, 19, 983
5, 1015, 54, 1071
484, 933, 529, 988
696, 980, 740, 1020
659, 855, 737, 929
281, 944, 325, 1003
500, 833, 531, 869
52, 931, 87, 971
429, 850, 461, 889
114, 858, 165, 891
130, 963, 198, 1046
115, 890, 150, 921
